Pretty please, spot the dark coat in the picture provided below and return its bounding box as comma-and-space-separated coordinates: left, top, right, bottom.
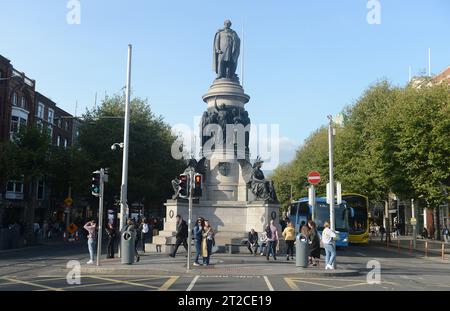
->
308, 228, 321, 258
176, 220, 188, 239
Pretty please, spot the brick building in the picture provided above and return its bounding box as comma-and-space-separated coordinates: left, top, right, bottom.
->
0, 55, 76, 227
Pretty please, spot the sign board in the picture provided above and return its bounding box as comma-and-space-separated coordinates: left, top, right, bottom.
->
64, 197, 73, 206
307, 171, 321, 185
67, 223, 78, 234
410, 217, 417, 225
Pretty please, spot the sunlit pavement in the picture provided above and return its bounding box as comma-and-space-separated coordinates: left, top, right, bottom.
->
1, 241, 449, 291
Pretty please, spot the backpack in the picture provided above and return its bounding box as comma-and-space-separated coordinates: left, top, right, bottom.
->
142, 223, 149, 234
265, 227, 272, 239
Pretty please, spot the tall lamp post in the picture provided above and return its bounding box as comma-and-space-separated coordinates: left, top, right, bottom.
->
119, 44, 133, 232
327, 115, 335, 231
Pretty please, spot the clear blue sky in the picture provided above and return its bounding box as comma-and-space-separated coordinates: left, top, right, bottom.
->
2, 0, 449, 164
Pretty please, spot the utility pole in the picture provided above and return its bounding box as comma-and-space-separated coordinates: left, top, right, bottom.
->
186, 169, 194, 271
327, 115, 335, 231
96, 168, 106, 266
119, 44, 132, 232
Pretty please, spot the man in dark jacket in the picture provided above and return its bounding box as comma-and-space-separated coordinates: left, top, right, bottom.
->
247, 229, 259, 255
170, 215, 189, 258
105, 222, 116, 259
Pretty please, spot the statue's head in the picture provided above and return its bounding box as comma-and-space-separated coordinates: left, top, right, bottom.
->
224, 20, 232, 29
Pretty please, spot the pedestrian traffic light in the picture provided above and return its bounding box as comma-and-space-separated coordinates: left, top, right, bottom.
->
91, 170, 101, 197
179, 173, 189, 198
193, 173, 203, 198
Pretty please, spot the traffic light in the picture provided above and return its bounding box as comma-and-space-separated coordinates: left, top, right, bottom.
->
193, 173, 203, 198
91, 170, 101, 197
179, 174, 189, 198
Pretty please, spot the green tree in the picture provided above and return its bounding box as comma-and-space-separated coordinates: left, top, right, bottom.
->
13, 125, 51, 244
79, 94, 184, 214
394, 84, 450, 238
0, 141, 19, 226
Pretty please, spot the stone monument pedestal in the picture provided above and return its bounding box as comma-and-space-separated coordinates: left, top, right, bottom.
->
145, 199, 282, 254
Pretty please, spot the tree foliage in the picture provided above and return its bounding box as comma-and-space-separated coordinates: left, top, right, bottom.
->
78, 94, 185, 210
273, 81, 450, 213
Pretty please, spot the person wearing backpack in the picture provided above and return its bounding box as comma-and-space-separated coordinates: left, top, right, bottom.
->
442, 226, 449, 243
266, 220, 279, 261
140, 218, 150, 252
170, 215, 189, 258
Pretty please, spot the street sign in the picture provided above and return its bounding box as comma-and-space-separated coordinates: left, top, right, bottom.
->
410, 217, 417, 225
67, 223, 78, 234
64, 197, 73, 206
307, 171, 321, 185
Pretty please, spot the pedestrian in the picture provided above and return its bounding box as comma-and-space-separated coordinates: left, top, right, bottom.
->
442, 226, 449, 243
421, 227, 428, 239
134, 219, 142, 257
379, 225, 386, 242
266, 220, 279, 261
282, 222, 295, 261
83, 220, 97, 265
321, 221, 337, 270
125, 219, 140, 262
300, 220, 310, 238
193, 217, 204, 266
202, 219, 215, 266
105, 222, 116, 259
307, 220, 321, 266
258, 228, 269, 256
170, 215, 189, 258
247, 229, 259, 256
139, 218, 149, 253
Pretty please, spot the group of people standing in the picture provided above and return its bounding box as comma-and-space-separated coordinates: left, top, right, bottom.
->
169, 215, 216, 266
83, 217, 152, 264
246, 219, 337, 269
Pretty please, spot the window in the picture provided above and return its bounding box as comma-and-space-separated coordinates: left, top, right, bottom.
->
37, 102, 45, 119
21, 97, 27, 109
57, 135, 61, 147
64, 138, 68, 149
47, 125, 53, 138
48, 108, 54, 124
12, 92, 18, 106
10, 116, 27, 134
6, 180, 23, 193
10, 116, 19, 133
37, 181, 45, 200
57, 118, 62, 128
64, 121, 69, 131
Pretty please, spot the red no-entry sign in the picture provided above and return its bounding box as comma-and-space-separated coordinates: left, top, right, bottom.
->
307, 171, 321, 185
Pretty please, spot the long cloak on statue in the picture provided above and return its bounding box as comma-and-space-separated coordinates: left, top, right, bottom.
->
213, 28, 240, 74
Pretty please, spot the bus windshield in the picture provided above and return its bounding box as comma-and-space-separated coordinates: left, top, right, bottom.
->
344, 195, 368, 234
314, 203, 349, 232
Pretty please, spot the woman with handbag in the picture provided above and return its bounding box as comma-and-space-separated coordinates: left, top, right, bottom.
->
202, 219, 215, 266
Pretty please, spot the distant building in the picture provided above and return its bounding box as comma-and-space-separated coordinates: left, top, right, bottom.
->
410, 65, 450, 88
0, 54, 77, 227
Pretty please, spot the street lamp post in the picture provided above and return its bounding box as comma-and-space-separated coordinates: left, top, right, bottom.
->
327, 115, 335, 231
119, 44, 133, 232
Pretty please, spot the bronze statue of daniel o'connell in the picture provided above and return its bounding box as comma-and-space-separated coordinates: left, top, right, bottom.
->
213, 20, 241, 80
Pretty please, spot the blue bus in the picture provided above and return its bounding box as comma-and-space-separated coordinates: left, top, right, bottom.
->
287, 197, 352, 247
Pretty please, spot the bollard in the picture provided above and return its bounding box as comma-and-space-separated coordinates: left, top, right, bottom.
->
424, 241, 428, 258
409, 240, 413, 254
295, 234, 309, 268
442, 243, 445, 261
121, 229, 135, 265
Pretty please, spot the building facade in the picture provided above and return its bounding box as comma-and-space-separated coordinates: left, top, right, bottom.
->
0, 55, 76, 227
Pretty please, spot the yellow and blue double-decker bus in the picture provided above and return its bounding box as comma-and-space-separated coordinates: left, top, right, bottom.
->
343, 193, 369, 244
287, 197, 351, 248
